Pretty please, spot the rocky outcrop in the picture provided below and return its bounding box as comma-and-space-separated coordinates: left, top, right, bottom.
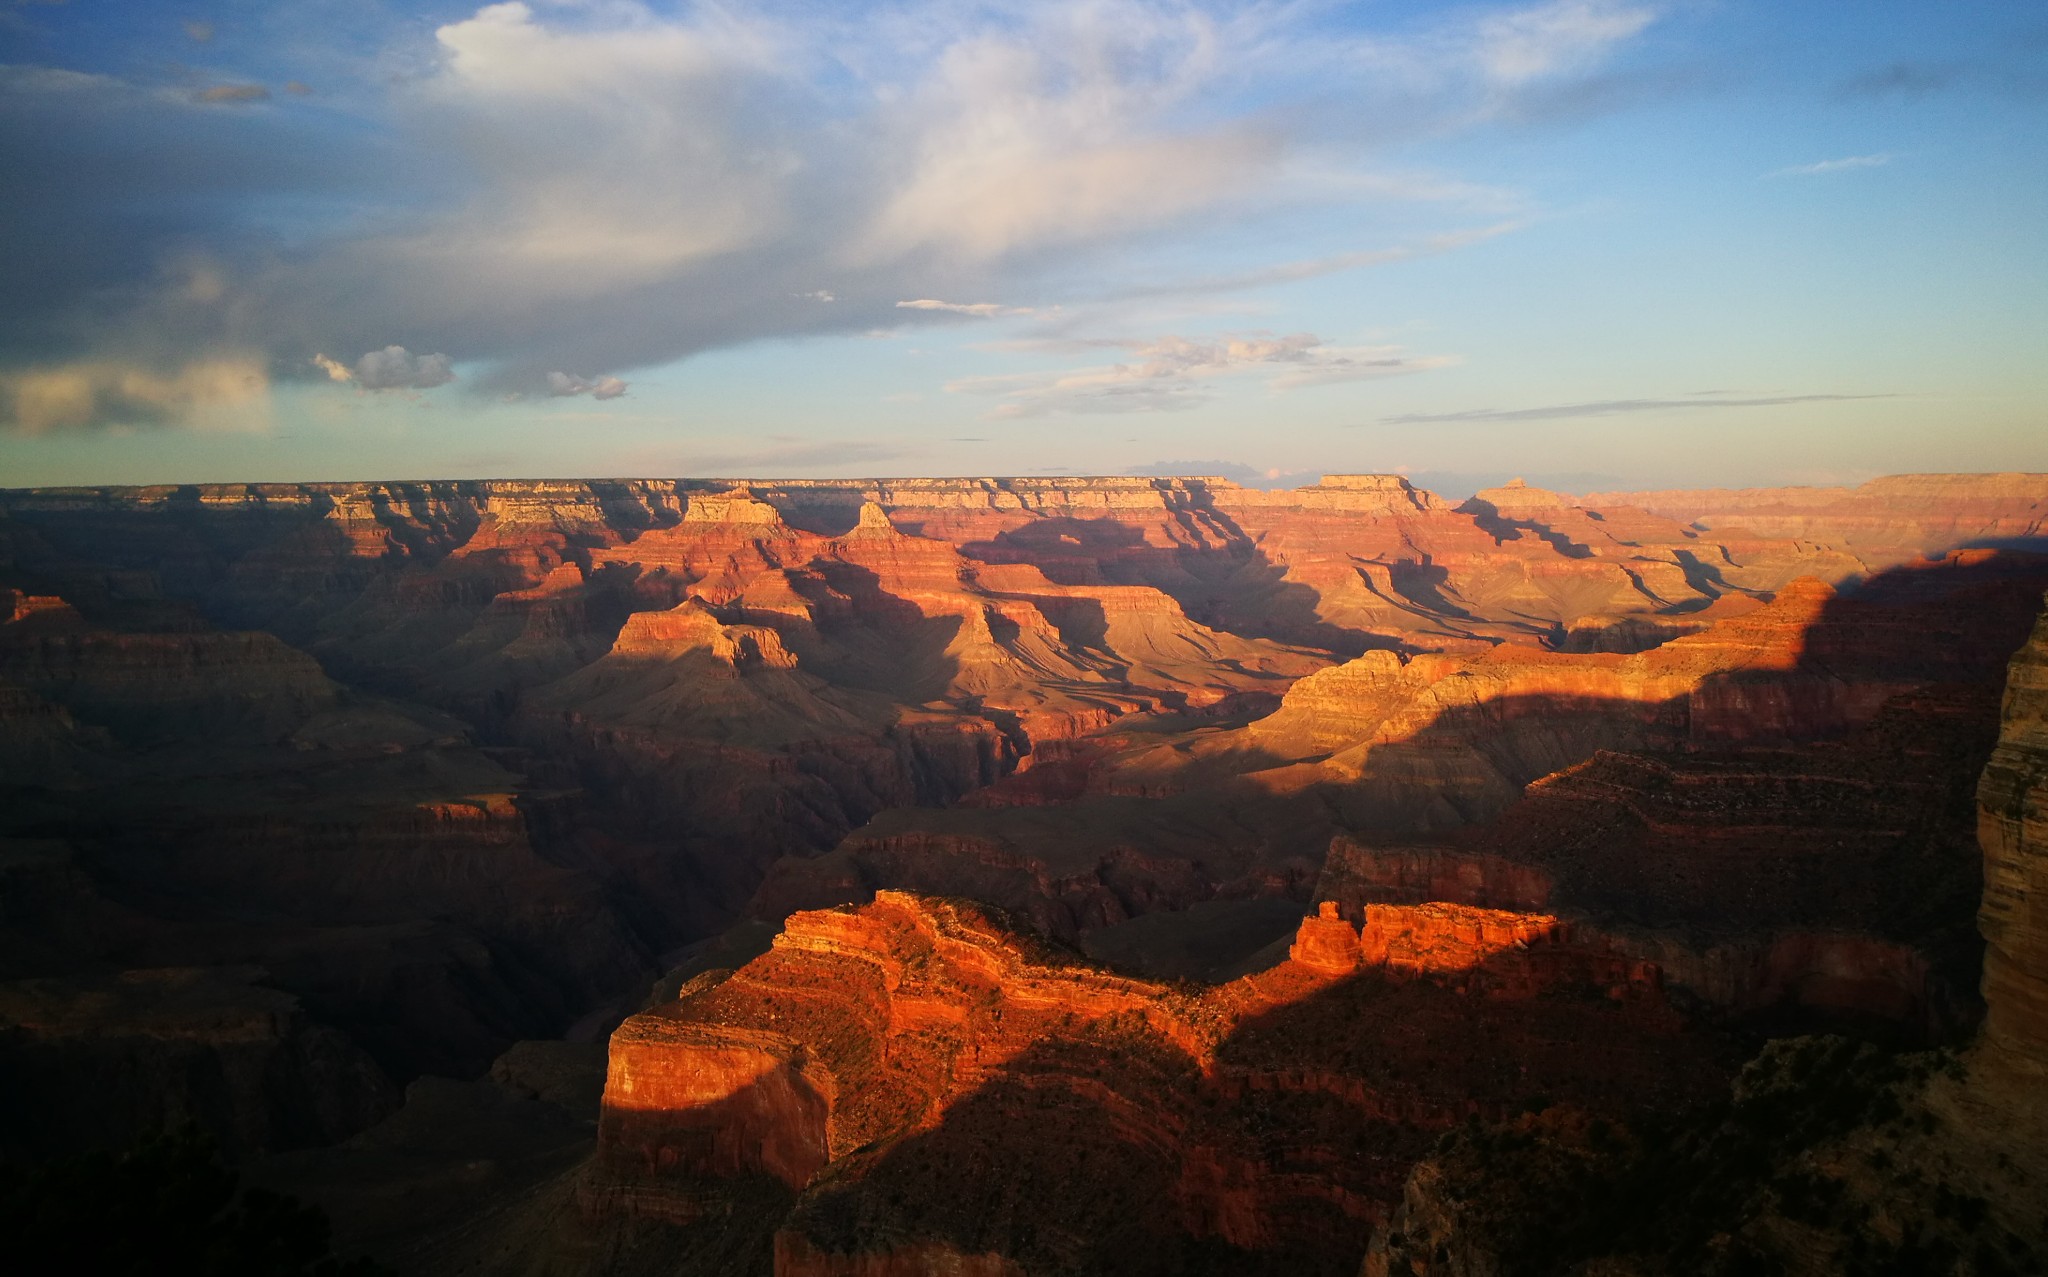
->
584, 892, 1731, 1275
1976, 591, 2048, 1094
1358, 586, 2048, 1276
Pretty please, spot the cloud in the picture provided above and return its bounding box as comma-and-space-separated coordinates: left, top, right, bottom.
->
950, 331, 1451, 417
1126, 458, 1263, 482
1473, 0, 1657, 87
546, 370, 627, 400
0, 0, 1663, 424
314, 346, 457, 391
1838, 62, 1961, 99
183, 20, 214, 43
1, 356, 270, 434
849, 4, 1299, 264
1771, 153, 1892, 177
1110, 223, 1521, 302
1380, 393, 1891, 425
194, 84, 270, 105
896, 299, 1039, 318
1125, 459, 1324, 488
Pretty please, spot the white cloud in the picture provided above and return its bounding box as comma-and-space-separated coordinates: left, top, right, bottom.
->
1771, 153, 1893, 176
947, 331, 1452, 417
314, 345, 457, 391
547, 370, 628, 399
408, 0, 789, 284
853, 6, 1277, 264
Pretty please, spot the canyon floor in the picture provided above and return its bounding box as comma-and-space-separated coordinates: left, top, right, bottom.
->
2, 472, 2046, 1274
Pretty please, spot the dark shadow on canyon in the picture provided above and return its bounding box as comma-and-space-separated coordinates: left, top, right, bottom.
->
757, 940, 1736, 1277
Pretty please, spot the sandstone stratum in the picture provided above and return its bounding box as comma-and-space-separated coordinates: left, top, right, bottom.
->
1, 472, 2045, 1272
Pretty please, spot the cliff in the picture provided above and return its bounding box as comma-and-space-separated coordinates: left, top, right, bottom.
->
1360, 587, 2048, 1276
583, 892, 1732, 1275
1975, 591, 2048, 1101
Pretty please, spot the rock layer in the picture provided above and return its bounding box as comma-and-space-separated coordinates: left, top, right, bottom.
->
1976, 591, 2048, 1087
585, 892, 1732, 1275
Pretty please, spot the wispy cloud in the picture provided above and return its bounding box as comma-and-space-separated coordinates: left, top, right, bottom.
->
1107, 223, 1521, 303
1381, 392, 1892, 425
952, 332, 1452, 418
547, 371, 627, 400
896, 299, 1041, 318
1473, 0, 1658, 86
1771, 153, 1892, 177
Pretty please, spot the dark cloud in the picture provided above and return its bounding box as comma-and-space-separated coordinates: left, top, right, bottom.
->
0, 62, 432, 372
1380, 393, 1892, 425
1837, 62, 1963, 99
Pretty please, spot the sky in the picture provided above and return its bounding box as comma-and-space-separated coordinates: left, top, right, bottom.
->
1, 0, 2044, 495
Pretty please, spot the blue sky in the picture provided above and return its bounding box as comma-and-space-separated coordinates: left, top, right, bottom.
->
1, 0, 2043, 493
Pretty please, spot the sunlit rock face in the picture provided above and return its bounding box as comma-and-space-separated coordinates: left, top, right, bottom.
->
583, 892, 1732, 1275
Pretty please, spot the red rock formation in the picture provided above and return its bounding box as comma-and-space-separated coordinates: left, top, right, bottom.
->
1290, 900, 1659, 1001
585, 892, 1730, 1274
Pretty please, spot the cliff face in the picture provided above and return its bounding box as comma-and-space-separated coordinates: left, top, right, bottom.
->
1359, 588, 2048, 1277
1976, 593, 2048, 1090
584, 892, 1732, 1275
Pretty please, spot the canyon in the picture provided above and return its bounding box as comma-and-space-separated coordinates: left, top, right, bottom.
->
1, 471, 2045, 1272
